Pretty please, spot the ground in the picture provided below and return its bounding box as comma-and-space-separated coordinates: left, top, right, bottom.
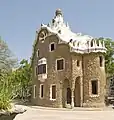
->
14, 105, 114, 120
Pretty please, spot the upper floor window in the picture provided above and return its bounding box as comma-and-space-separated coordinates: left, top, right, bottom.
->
37, 58, 47, 75
49, 42, 55, 52
56, 58, 64, 71
37, 49, 39, 57
38, 64, 46, 74
99, 56, 103, 67
77, 60, 80, 67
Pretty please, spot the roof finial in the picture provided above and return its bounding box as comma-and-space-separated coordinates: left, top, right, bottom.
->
55, 9, 63, 16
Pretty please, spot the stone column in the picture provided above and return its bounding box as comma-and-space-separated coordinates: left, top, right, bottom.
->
80, 76, 83, 107
71, 88, 74, 108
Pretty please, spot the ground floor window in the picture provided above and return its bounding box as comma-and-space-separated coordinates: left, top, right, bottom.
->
33, 85, 36, 98
91, 80, 98, 95
40, 84, 44, 98
50, 85, 56, 100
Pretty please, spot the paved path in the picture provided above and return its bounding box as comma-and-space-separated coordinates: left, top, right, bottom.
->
14, 106, 114, 120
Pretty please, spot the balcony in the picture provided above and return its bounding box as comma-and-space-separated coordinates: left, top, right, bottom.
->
38, 74, 47, 82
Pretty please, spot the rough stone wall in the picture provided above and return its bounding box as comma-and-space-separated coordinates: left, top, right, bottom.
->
71, 53, 83, 86
83, 53, 106, 107
71, 54, 83, 106
31, 50, 38, 105
31, 29, 106, 108
32, 32, 72, 108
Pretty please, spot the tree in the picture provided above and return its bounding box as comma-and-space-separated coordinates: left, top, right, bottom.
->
97, 37, 114, 76
0, 37, 17, 72
0, 37, 18, 110
12, 59, 32, 100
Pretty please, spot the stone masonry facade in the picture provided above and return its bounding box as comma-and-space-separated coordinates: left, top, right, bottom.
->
31, 9, 106, 108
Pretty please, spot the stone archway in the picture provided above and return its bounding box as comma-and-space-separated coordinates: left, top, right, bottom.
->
74, 76, 81, 107
63, 79, 71, 107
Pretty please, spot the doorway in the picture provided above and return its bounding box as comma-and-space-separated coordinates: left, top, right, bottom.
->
67, 88, 71, 104
74, 76, 81, 107
63, 79, 71, 107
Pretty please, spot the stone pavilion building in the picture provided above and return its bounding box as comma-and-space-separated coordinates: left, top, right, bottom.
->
31, 9, 106, 108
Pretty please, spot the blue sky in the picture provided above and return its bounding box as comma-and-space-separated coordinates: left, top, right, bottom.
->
0, 0, 114, 61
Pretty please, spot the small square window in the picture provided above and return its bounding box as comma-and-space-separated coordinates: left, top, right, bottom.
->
49, 43, 55, 52
51, 44, 54, 51
56, 59, 64, 70
91, 80, 98, 95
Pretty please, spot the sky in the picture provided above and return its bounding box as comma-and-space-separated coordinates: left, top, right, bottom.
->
0, 0, 114, 61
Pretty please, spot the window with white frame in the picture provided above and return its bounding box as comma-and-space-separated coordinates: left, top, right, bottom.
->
91, 80, 98, 95
50, 85, 56, 100
37, 58, 47, 75
38, 64, 46, 74
40, 84, 44, 98
49, 42, 55, 52
33, 85, 36, 98
56, 58, 64, 70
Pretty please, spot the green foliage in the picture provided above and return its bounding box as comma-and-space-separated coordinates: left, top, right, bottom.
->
11, 59, 32, 100
0, 73, 13, 110
104, 38, 114, 76
0, 37, 18, 110
98, 37, 114, 76
0, 59, 32, 110
0, 37, 32, 110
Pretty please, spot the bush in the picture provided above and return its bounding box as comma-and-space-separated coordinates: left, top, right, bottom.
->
0, 73, 13, 110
